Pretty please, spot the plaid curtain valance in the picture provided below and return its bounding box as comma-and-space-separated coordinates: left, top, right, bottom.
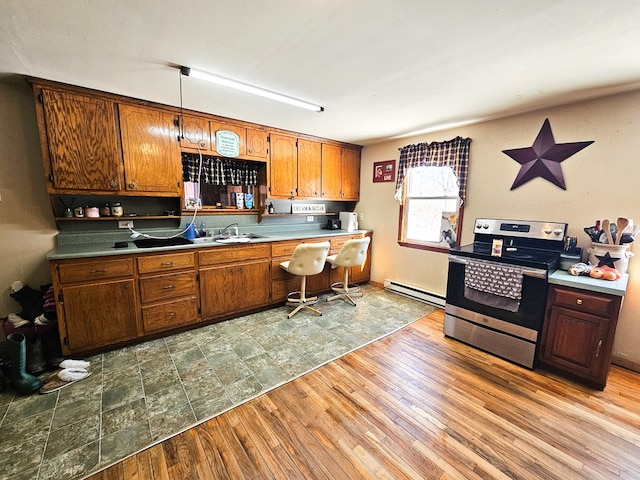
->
182, 153, 259, 186
394, 136, 471, 203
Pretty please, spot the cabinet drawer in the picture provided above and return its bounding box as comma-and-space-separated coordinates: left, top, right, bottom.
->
199, 244, 269, 266
58, 258, 134, 284
271, 240, 302, 258
142, 296, 199, 333
271, 258, 293, 280
550, 286, 617, 317
139, 272, 197, 303
137, 252, 196, 274
330, 235, 364, 254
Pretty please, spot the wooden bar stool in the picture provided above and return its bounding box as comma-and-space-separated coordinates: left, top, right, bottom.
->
326, 237, 370, 306
279, 241, 330, 318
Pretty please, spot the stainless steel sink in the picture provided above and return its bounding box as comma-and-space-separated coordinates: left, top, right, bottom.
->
192, 233, 268, 244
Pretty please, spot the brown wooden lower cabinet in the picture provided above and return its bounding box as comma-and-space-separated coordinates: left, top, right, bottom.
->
539, 284, 623, 390
58, 278, 139, 353
49, 233, 371, 355
137, 251, 199, 334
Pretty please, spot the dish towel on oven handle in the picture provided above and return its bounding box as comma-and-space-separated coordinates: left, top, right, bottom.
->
463, 259, 524, 312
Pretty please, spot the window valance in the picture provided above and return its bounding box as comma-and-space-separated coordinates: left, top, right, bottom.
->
394, 136, 471, 203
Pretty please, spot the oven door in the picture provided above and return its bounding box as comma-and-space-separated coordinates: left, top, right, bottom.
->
444, 254, 550, 368
445, 254, 549, 331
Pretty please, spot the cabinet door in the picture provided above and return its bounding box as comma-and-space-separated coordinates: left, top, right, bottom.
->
341, 147, 361, 200
245, 128, 269, 160
210, 122, 246, 157
270, 134, 298, 198
541, 306, 610, 380
119, 104, 182, 194
200, 265, 233, 318
200, 261, 270, 318
321, 144, 342, 199
297, 139, 322, 198
179, 115, 211, 150
62, 279, 138, 352
41, 89, 122, 191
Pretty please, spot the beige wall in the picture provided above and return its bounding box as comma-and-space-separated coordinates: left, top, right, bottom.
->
359, 89, 640, 371
0, 77, 57, 316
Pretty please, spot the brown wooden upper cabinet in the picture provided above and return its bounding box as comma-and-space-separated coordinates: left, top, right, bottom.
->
119, 104, 182, 195
38, 88, 123, 193
269, 134, 298, 198
321, 144, 360, 200
270, 137, 360, 200
179, 115, 211, 150
269, 135, 323, 199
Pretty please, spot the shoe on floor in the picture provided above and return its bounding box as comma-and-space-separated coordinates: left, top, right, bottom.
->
40, 368, 90, 394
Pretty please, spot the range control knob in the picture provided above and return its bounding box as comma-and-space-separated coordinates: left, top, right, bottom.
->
553, 228, 564, 236
543, 227, 552, 234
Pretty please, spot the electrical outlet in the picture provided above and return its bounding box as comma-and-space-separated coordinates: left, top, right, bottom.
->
358, 212, 364, 221
118, 220, 134, 229
307, 215, 314, 222
185, 197, 202, 209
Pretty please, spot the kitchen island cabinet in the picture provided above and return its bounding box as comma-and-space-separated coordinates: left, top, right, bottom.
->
539, 273, 627, 390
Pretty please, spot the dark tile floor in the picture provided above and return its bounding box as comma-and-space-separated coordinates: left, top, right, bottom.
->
0, 285, 434, 480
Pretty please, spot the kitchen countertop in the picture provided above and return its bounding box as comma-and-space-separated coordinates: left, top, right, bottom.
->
549, 270, 628, 296
46, 229, 371, 260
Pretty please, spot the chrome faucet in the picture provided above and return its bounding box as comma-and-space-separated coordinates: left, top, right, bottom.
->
219, 223, 239, 236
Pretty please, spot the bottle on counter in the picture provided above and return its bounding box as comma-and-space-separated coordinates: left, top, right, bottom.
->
111, 202, 123, 217
199, 220, 206, 238
100, 203, 111, 217
268, 202, 275, 214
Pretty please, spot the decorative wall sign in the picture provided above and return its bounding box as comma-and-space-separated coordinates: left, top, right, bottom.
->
215, 130, 240, 157
291, 203, 326, 214
373, 160, 396, 183
502, 118, 594, 190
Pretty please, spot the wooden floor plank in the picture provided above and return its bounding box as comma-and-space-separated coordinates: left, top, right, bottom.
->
88, 309, 640, 480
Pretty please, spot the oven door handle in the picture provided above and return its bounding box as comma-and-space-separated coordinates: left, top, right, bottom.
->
448, 255, 547, 279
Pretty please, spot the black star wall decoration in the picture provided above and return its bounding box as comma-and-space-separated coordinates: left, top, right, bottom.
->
502, 118, 594, 190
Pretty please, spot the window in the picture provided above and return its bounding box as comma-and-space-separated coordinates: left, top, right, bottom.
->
401, 166, 460, 249
395, 137, 471, 252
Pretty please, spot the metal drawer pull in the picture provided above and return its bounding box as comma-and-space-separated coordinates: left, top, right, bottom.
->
576, 299, 583, 305
89, 269, 107, 274
161, 262, 174, 267
166, 312, 176, 317
163, 285, 176, 289
595, 339, 603, 357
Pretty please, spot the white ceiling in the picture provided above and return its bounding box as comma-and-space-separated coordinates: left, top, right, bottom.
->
3, 1, 640, 146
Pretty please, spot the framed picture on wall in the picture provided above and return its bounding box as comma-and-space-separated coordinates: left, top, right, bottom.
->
373, 160, 396, 183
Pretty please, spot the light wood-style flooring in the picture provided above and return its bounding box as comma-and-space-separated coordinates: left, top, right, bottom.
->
89, 309, 640, 479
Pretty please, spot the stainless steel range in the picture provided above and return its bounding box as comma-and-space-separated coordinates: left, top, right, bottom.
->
444, 218, 567, 368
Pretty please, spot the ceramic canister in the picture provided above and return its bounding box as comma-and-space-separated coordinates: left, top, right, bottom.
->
85, 206, 100, 218
587, 242, 634, 273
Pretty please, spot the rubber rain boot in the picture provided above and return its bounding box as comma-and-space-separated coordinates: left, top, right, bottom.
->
7, 333, 44, 394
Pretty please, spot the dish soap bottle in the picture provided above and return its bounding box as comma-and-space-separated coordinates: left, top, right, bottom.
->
199, 220, 206, 237
268, 202, 275, 214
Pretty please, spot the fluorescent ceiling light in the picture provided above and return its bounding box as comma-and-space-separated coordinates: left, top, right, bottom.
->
180, 66, 324, 113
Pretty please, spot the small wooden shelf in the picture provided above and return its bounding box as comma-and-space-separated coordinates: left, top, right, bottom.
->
264, 212, 337, 217
55, 215, 181, 221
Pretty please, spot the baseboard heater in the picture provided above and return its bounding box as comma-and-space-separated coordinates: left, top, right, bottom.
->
383, 279, 446, 308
